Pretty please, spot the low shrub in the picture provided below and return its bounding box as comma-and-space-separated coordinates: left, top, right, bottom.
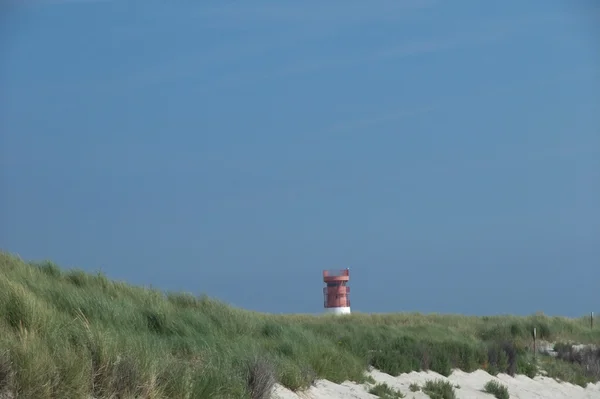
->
368, 382, 404, 398
553, 343, 600, 381
483, 379, 510, 399
422, 379, 456, 399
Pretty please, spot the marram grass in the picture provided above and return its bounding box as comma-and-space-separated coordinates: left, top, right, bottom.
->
0, 251, 598, 398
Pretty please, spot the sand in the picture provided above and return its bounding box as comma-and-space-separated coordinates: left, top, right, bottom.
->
271, 368, 600, 399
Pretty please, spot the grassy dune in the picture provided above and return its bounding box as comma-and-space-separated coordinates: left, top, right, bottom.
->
0, 251, 598, 398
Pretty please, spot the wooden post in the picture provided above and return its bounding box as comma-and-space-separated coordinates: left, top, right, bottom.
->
533, 327, 537, 360
592, 312, 594, 330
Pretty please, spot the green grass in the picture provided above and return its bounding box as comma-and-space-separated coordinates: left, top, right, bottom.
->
422, 379, 456, 399
538, 355, 598, 388
483, 380, 510, 399
409, 382, 420, 392
543, 342, 600, 387
0, 251, 599, 398
368, 382, 405, 398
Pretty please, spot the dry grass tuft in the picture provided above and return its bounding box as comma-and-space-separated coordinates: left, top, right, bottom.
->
246, 355, 276, 399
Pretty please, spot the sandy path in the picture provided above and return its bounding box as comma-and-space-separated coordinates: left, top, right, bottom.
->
271, 368, 600, 399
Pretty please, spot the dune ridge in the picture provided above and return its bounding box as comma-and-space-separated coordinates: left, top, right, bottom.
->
0, 251, 598, 398
272, 368, 600, 398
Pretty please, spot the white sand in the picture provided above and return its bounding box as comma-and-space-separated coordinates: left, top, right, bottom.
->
271, 368, 600, 399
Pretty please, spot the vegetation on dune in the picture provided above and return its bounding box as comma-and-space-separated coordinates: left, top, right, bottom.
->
538, 342, 600, 387
422, 379, 456, 399
483, 380, 510, 399
368, 382, 405, 398
0, 251, 599, 398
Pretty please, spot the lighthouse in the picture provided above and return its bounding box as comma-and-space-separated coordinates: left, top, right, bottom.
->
322, 268, 351, 315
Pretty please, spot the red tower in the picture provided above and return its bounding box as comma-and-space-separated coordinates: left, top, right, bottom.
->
322, 268, 351, 315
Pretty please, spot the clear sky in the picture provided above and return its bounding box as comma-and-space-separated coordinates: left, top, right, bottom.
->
1, 0, 599, 317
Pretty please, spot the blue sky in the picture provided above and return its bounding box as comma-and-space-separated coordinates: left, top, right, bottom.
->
1, 0, 599, 316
